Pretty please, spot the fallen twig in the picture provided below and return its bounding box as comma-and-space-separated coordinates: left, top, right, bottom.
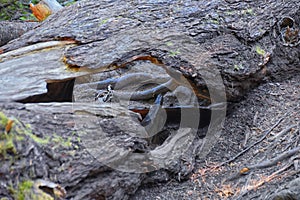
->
269, 124, 298, 141
249, 146, 300, 169
219, 116, 286, 167
262, 124, 298, 160
236, 161, 293, 199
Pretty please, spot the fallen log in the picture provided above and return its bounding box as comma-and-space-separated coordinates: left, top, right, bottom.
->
0, 102, 144, 199
0, 0, 299, 199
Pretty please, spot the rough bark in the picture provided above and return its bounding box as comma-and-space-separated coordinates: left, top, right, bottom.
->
0, 0, 299, 102
0, 21, 38, 47
0, 102, 144, 200
0, 0, 299, 199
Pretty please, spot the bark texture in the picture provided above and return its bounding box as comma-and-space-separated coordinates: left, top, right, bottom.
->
0, 0, 299, 102
0, 0, 299, 199
0, 21, 38, 47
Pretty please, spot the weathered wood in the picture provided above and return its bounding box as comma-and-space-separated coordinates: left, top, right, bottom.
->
0, 0, 299, 102
0, 40, 83, 102
0, 102, 144, 199
0, 0, 299, 199
0, 21, 38, 47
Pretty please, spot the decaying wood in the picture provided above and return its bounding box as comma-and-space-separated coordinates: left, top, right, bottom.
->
0, 1, 299, 103
0, 102, 144, 199
0, 0, 300, 199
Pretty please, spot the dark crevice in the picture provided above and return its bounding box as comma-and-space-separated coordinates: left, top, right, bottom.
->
17, 78, 75, 103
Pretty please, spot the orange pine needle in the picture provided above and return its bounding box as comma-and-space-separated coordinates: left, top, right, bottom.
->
5, 119, 14, 133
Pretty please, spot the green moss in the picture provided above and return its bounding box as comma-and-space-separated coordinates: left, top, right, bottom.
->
11, 180, 54, 200
209, 19, 220, 24
63, 0, 77, 6
99, 18, 109, 26
15, 128, 49, 145
14, 180, 34, 200
0, 112, 51, 158
16, 124, 49, 145
0, 112, 19, 156
166, 42, 173, 47
64, 138, 72, 147
242, 8, 254, 15
169, 49, 181, 57
0, 112, 9, 128
52, 134, 72, 147
0, 134, 17, 156
233, 64, 244, 71
255, 46, 266, 56
225, 11, 234, 15
28, 133, 50, 145
0, 112, 74, 159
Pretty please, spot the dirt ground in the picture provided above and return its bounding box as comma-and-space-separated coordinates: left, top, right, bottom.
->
131, 73, 300, 200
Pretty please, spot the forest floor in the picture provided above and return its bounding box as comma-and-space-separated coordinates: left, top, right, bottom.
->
132, 73, 300, 200
0, 1, 299, 199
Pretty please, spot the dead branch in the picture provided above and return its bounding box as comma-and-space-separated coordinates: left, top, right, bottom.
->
262, 124, 299, 160
224, 126, 300, 183
225, 149, 300, 183
219, 116, 286, 167
236, 162, 294, 199
269, 124, 298, 141
249, 146, 300, 169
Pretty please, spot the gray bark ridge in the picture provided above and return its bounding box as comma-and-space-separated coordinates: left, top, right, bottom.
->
0, 21, 38, 47
1, 0, 299, 102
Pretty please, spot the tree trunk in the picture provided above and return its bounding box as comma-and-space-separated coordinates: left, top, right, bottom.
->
0, 0, 299, 199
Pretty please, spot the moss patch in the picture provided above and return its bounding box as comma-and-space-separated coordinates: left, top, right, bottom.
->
0, 112, 20, 157
0, 112, 9, 128
0, 133, 17, 156
15, 180, 34, 200
11, 180, 55, 200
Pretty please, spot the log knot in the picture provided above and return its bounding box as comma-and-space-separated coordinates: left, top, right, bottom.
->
279, 17, 300, 47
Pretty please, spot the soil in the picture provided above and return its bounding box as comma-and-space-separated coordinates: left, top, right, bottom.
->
131, 73, 300, 199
